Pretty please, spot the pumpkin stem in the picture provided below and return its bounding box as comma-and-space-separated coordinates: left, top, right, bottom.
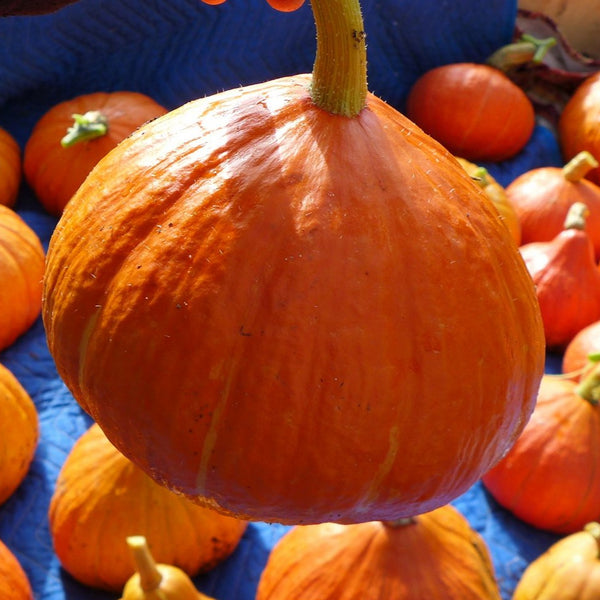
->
584, 522, 600, 554
487, 34, 557, 71
126, 535, 163, 592
575, 362, 600, 406
563, 202, 590, 231
382, 517, 417, 528
61, 110, 109, 147
470, 166, 491, 189
563, 151, 600, 183
309, 0, 367, 117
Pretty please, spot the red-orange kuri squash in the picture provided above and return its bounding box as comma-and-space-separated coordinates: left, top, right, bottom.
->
0, 127, 21, 208
24, 91, 167, 215
42, 0, 544, 524
562, 319, 600, 377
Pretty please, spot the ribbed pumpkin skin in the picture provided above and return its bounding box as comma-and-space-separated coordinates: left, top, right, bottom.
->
0, 205, 45, 351
0, 539, 33, 600
482, 375, 600, 534
43, 74, 545, 524
562, 320, 600, 376
24, 91, 167, 215
0, 128, 21, 208
256, 505, 501, 600
49, 423, 248, 591
0, 363, 38, 506
512, 524, 600, 600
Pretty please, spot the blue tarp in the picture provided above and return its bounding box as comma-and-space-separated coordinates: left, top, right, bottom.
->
0, 1, 567, 598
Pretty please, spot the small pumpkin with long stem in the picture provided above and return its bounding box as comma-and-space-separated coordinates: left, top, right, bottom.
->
0, 127, 21, 208
482, 366, 600, 534
256, 504, 501, 599
0, 363, 38, 506
49, 423, 247, 591
0, 539, 33, 600
24, 91, 167, 215
0, 204, 45, 352
506, 151, 600, 258
519, 201, 600, 348
512, 521, 600, 599
43, 0, 545, 524
120, 536, 214, 600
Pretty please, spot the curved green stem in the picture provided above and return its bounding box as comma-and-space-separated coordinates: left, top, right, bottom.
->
61, 110, 108, 147
575, 362, 600, 406
125, 536, 162, 592
487, 34, 557, 71
563, 151, 599, 183
310, 0, 367, 117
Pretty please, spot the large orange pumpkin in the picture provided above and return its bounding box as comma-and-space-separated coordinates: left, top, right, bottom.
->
42, 0, 545, 524
0, 204, 45, 351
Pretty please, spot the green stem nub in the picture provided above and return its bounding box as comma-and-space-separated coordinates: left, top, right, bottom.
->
487, 34, 557, 71
61, 110, 109, 147
309, 0, 367, 118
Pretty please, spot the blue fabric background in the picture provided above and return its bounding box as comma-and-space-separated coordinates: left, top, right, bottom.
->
0, 1, 567, 598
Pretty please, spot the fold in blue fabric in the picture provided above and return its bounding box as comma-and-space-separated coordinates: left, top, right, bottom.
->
0, 1, 564, 599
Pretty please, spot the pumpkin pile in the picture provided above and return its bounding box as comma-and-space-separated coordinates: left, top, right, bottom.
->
6, 0, 600, 598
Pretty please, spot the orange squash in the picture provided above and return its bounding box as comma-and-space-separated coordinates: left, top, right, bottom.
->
0, 204, 45, 352
482, 369, 600, 534
24, 91, 167, 215
562, 319, 600, 377
256, 504, 501, 599
519, 202, 600, 348
406, 62, 535, 161
0, 540, 33, 600
512, 522, 600, 600
506, 151, 600, 258
559, 72, 600, 186
42, 0, 545, 524
120, 536, 215, 600
0, 363, 38, 506
456, 157, 521, 245
0, 127, 21, 208
49, 423, 247, 591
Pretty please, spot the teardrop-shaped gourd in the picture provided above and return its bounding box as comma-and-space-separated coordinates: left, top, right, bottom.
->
512, 522, 600, 599
482, 369, 600, 533
256, 504, 501, 599
0, 127, 21, 208
0, 205, 45, 351
120, 536, 214, 600
563, 319, 600, 377
0, 363, 39, 506
519, 202, 600, 348
456, 157, 521, 245
0, 539, 33, 600
24, 91, 167, 215
506, 151, 600, 258
42, 0, 544, 524
49, 423, 247, 591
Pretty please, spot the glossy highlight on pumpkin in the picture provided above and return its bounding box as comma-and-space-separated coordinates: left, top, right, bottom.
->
43, 71, 545, 525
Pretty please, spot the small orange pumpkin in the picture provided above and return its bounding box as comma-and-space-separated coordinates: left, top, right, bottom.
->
456, 157, 521, 245
256, 504, 501, 599
482, 369, 600, 534
42, 0, 544, 524
519, 202, 600, 348
0, 204, 45, 352
120, 536, 214, 600
406, 62, 535, 161
23, 91, 167, 215
49, 423, 247, 591
0, 127, 21, 208
562, 319, 600, 377
559, 72, 600, 186
0, 363, 39, 506
0, 539, 33, 600
506, 151, 600, 258
512, 521, 600, 600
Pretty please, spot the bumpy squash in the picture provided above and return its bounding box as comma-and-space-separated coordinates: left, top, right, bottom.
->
49, 423, 247, 591
42, 0, 545, 524
0, 205, 45, 351
0, 363, 38, 505
0, 540, 33, 600
256, 505, 502, 599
